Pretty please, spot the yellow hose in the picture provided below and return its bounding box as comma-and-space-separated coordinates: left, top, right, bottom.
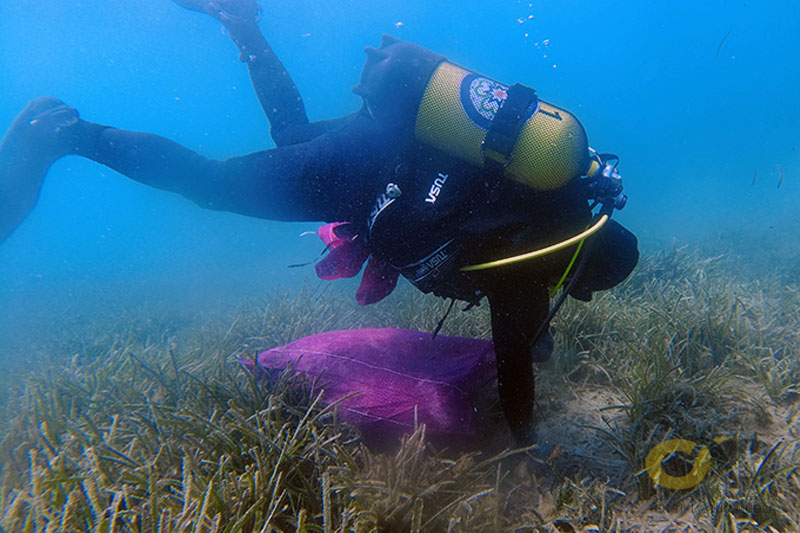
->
459, 214, 609, 272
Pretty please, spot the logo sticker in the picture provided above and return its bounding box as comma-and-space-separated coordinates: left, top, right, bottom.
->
367, 190, 396, 236
460, 74, 509, 130
425, 173, 449, 204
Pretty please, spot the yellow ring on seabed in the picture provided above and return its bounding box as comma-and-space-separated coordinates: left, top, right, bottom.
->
459, 214, 609, 272
645, 439, 712, 490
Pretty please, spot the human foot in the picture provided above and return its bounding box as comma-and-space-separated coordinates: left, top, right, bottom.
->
0, 97, 80, 160
172, 0, 260, 25
0, 98, 82, 243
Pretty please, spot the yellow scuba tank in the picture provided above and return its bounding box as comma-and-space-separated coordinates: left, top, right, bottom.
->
354, 35, 590, 191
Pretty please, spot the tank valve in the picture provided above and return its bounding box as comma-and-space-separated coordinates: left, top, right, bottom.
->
585, 152, 627, 210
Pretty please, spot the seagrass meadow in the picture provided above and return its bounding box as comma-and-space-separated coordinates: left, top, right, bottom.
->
1, 230, 799, 532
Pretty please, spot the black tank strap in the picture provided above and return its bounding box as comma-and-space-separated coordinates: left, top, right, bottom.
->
482, 84, 539, 169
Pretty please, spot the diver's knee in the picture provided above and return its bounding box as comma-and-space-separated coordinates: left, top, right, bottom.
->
571, 220, 639, 300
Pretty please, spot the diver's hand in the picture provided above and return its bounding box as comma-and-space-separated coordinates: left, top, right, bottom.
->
172, 0, 261, 25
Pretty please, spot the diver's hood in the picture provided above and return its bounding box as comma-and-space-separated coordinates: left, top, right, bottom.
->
353, 35, 445, 131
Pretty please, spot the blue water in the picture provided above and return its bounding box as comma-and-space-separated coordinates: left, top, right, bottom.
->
1, 0, 798, 351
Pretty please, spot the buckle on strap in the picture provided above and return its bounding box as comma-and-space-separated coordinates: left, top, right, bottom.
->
482, 83, 539, 167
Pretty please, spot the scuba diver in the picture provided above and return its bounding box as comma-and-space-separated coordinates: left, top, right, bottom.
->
0, 0, 638, 444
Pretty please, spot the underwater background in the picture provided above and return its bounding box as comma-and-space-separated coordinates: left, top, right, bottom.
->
2, 1, 800, 530
1, 0, 798, 354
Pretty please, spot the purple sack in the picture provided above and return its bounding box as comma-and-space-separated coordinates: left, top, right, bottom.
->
241, 328, 497, 446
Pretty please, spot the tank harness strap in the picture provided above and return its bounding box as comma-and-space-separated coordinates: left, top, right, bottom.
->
482, 83, 539, 170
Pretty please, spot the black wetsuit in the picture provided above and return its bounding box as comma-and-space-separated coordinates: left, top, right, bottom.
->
64, 22, 638, 443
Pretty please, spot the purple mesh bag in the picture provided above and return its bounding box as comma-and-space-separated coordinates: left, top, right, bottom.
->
241, 328, 496, 445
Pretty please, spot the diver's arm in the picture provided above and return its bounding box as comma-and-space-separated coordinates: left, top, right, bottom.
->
486, 277, 550, 445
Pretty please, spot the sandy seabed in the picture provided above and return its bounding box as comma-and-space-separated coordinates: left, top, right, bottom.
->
1, 235, 799, 532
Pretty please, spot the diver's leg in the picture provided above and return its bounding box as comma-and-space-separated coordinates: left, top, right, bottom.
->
2, 96, 388, 245
174, 0, 315, 145
71, 110, 388, 222
227, 20, 316, 145
0, 98, 80, 243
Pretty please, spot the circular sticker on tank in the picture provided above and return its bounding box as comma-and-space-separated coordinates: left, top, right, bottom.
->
459, 73, 509, 130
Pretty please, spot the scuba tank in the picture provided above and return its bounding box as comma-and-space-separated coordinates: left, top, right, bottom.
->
354, 34, 591, 191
